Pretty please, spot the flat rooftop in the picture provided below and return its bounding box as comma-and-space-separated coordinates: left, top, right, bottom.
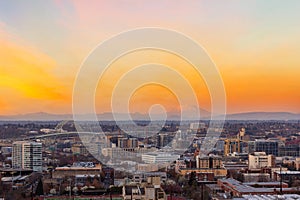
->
236, 194, 300, 200
220, 178, 295, 194
55, 163, 101, 171
275, 171, 300, 175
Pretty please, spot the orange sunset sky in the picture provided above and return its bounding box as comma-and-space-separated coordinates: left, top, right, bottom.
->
0, 1, 300, 115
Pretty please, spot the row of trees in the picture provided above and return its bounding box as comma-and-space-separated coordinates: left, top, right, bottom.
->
43, 174, 106, 196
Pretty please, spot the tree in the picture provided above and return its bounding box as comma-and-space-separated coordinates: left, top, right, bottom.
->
236, 173, 244, 182
182, 171, 199, 199
36, 179, 44, 196
92, 177, 102, 189
85, 176, 92, 187
178, 176, 186, 186
188, 171, 197, 186
109, 186, 122, 195
100, 171, 106, 182
162, 183, 182, 195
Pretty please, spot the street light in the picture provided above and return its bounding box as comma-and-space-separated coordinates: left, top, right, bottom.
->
10, 171, 16, 191
67, 178, 72, 198
1, 171, 6, 197
280, 162, 283, 195
58, 179, 62, 196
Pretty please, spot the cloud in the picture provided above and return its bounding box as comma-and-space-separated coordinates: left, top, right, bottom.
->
0, 23, 70, 114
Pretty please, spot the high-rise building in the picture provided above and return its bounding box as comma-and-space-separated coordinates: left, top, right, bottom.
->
279, 142, 300, 157
127, 138, 138, 148
156, 133, 173, 148
248, 139, 279, 156
189, 122, 205, 131
224, 139, 242, 156
118, 137, 128, 148
224, 128, 246, 156
12, 141, 42, 172
196, 155, 223, 169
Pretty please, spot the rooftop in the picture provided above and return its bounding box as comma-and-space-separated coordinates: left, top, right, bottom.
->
236, 194, 300, 200
55, 163, 101, 171
1, 175, 29, 182
219, 178, 296, 194
275, 171, 300, 175
244, 182, 288, 187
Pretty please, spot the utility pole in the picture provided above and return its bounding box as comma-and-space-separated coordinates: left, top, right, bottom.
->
31, 183, 34, 200
68, 178, 72, 198
201, 182, 204, 200
280, 164, 283, 195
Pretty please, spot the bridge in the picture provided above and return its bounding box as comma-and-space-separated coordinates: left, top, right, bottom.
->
23, 119, 163, 140
24, 132, 102, 140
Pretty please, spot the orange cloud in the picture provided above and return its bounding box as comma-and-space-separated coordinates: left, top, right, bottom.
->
1, 1, 300, 115
95, 49, 211, 114
129, 84, 180, 114
0, 26, 70, 114
216, 39, 300, 113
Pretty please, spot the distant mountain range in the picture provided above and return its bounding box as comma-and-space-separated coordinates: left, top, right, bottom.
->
0, 111, 209, 121
224, 112, 300, 121
0, 111, 299, 121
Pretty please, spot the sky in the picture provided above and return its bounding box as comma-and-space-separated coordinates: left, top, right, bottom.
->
0, 0, 300, 115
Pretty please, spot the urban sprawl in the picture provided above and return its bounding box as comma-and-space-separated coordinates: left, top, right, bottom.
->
0, 120, 300, 200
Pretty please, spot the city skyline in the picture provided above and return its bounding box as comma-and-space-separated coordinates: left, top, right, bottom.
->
1, 1, 300, 115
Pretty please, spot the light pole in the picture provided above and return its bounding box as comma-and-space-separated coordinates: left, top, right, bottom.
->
1, 172, 5, 198
280, 163, 283, 195
10, 171, 15, 191
67, 178, 72, 198
58, 179, 62, 196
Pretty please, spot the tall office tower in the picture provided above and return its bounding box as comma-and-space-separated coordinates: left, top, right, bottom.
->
12, 141, 42, 172
117, 137, 128, 148
189, 122, 206, 131
248, 139, 279, 156
127, 138, 138, 148
279, 143, 300, 157
224, 128, 248, 156
224, 139, 241, 156
156, 133, 173, 148
196, 155, 223, 169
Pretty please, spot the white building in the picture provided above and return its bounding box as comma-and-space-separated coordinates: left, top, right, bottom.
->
12, 141, 42, 171
248, 152, 275, 169
142, 153, 180, 164
190, 122, 205, 131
